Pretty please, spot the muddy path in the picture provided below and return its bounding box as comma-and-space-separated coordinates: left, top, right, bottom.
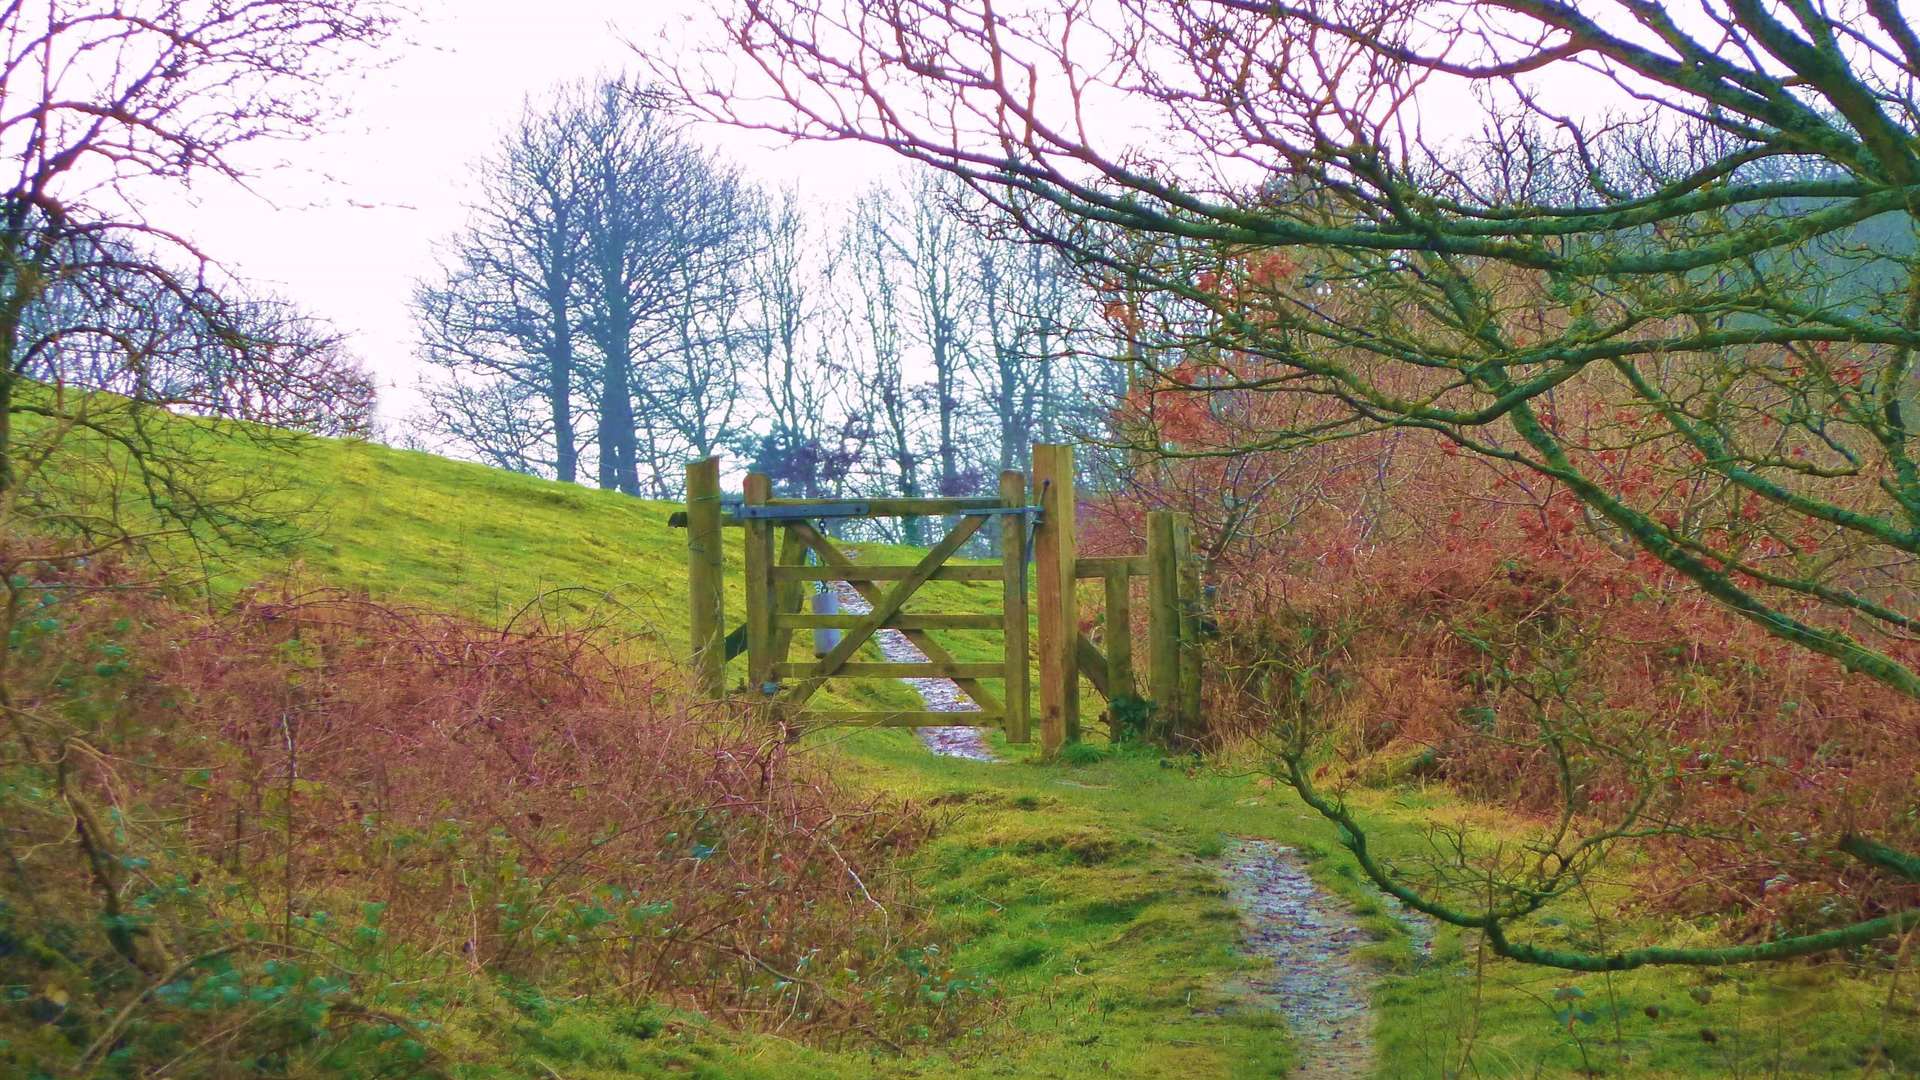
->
1224, 839, 1378, 1077
828, 581, 996, 761
1223, 839, 1437, 1077
822, 577, 1420, 1073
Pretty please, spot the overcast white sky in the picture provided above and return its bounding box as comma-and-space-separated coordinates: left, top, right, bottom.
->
162, 0, 892, 428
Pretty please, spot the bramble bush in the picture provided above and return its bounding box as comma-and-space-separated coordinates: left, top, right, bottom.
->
1087, 426, 1919, 946
0, 549, 960, 1076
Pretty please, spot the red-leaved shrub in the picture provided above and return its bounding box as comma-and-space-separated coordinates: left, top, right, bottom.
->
161, 585, 937, 1027
5, 551, 954, 1076
1087, 430, 1920, 942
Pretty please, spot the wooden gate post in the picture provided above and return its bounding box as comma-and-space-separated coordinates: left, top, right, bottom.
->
1173, 514, 1203, 738
1032, 444, 1079, 754
1146, 510, 1181, 734
743, 473, 775, 693
686, 456, 726, 698
1104, 569, 1136, 703
999, 470, 1033, 744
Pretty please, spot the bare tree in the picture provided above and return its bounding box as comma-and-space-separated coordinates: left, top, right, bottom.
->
416, 92, 590, 481
22, 245, 373, 439
896, 174, 979, 497
841, 190, 927, 542
415, 80, 761, 496
576, 83, 758, 496
972, 232, 1114, 478
633, 160, 764, 484
415, 374, 553, 475
744, 188, 865, 497
2, 0, 393, 520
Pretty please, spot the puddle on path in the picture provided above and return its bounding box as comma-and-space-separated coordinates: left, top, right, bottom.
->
1221, 839, 1379, 1078
828, 582, 996, 762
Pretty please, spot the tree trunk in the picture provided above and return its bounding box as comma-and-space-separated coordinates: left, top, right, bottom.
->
546, 334, 576, 485
600, 360, 639, 496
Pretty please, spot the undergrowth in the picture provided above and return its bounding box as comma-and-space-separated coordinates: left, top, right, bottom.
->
1204, 535, 1920, 941
0, 549, 967, 1077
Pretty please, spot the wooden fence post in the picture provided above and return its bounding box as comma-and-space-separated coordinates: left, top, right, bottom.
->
743, 473, 774, 693
1032, 444, 1078, 754
1105, 569, 1136, 704
1173, 514, 1203, 739
1146, 510, 1180, 734
686, 456, 725, 699
1000, 470, 1032, 744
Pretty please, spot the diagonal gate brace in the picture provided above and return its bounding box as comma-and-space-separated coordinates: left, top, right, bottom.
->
776, 514, 987, 710
783, 521, 1006, 716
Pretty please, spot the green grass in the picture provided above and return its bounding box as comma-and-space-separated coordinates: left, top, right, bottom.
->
79, 426, 1920, 1077
840, 733, 1918, 1078
189, 431, 732, 637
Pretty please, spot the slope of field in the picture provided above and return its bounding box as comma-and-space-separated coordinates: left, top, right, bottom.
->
43, 425, 1915, 1078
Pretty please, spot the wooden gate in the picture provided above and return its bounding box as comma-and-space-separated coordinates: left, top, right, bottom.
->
678, 444, 1203, 755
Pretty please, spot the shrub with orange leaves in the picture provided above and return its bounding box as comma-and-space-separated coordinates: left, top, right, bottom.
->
1098, 414, 1919, 941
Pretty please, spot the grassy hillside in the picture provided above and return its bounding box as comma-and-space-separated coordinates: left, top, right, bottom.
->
45, 425, 1916, 1078
202, 431, 735, 641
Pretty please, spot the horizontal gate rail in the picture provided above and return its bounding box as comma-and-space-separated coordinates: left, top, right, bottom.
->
803, 710, 1004, 728
773, 661, 1006, 679
776, 613, 1000, 630
1074, 555, 1148, 578
771, 564, 1001, 582
735, 501, 870, 519
766, 496, 1004, 514
674, 501, 1040, 528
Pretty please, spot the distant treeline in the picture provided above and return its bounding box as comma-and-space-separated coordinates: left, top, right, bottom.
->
411, 78, 1126, 526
